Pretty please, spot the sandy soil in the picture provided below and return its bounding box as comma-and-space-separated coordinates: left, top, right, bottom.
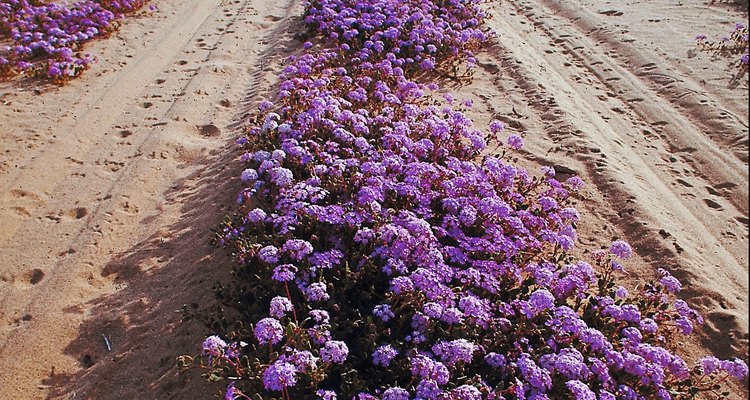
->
0, 0, 747, 399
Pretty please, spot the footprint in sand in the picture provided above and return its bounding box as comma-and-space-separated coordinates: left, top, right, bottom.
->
703, 198, 723, 210
198, 124, 221, 137
43, 207, 88, 223
97, 159, 125, 173
11, 206, 31, 217
12, 314, 33, 327
10, 189, 42, 202
8, 189, 45, 218
24, 268, 45, 285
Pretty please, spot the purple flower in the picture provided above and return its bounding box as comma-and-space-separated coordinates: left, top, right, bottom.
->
247, 208, 267, 223
458, 294, 491, 323
258, 100, 274, 111
720, 358, 749, 380
48, 65, 61, 77
415, 379, 442, 400
240, 168, 258, 182
458, 205, 477, 225
621, 327, 643, 345
419, 59, 435, 70
316, 390, 337, 400
269, 167, 294, 187
262, 360, 297, 391
320, 340, 349, 364
269, 296, 293, 319
390, 276, 414, 294
410, 353, 450, 385
579, 328, 610, 352
657, 268, 682, 293
566, 380, 596, 400
517, 353, 552, 390
305, 282, 330, 302
289, 350, 318, 372
449, 385, 482, 400
674, 316, 693, 335
700, 356, 721, 375
489, 119, 505, 133
309, 249, 344, 269
485, 352, 507, 369
225, 382, 242, 400
674, 299, 703, 324
382, 387, 409, 400
529, 289, 555, 315
373, 344, 399, 367
283, 239, 314, 261
566, 176, 584, 190
258, 245, 280, 264
639, 318, 658, 334
272, 264, 297, 282
254, 317, 284, 345
599, 390, 616, 400
506, 134, 524, 149
423, 302, 444, 319
309, 309, 330, 324
432, 339, 477, 366
543, 348, 590, 380
609, 240, 632, 259
201, 335, 227, 358
373, 304, 395, 322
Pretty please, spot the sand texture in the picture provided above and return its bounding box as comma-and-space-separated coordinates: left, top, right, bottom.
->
0, 0, 747, 399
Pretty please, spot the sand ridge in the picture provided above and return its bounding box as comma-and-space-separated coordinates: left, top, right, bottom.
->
0, 0, 747, 399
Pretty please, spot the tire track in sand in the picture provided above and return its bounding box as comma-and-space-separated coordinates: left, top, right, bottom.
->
481, 0, 748, 360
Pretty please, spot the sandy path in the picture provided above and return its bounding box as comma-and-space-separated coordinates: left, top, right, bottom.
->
0, 0, 747, 399
468, 0, 748, 388
0, 0, 303, 398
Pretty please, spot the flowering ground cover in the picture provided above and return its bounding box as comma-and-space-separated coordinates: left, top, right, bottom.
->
0, 0, 152, 80
177, 0, 748, 398
696, 22, 749, 71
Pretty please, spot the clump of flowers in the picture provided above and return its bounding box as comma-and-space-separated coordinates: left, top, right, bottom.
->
0, 0, 153, 81
179, 0, 748, 399
696, 22, 749, 70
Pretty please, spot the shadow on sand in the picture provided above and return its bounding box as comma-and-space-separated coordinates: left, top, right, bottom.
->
40, 8, 308, 400
41, 139, 243, 400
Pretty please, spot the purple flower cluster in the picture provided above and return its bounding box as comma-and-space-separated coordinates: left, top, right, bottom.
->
199, 0, 748, 398
262, 360, 298, 391
254, 317, 284, 345
0, 0, 151, 80
372, 344, 398, 367
201, 335, 227, 359
696, 21, 749, 69
320, 340, 349, 364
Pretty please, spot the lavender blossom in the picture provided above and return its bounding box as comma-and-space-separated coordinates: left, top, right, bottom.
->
254, 317, 284, 345
262, 360, 298, 391
320, 340, 349, 364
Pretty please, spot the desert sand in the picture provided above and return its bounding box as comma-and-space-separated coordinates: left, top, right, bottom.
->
0, 0, 747, 399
